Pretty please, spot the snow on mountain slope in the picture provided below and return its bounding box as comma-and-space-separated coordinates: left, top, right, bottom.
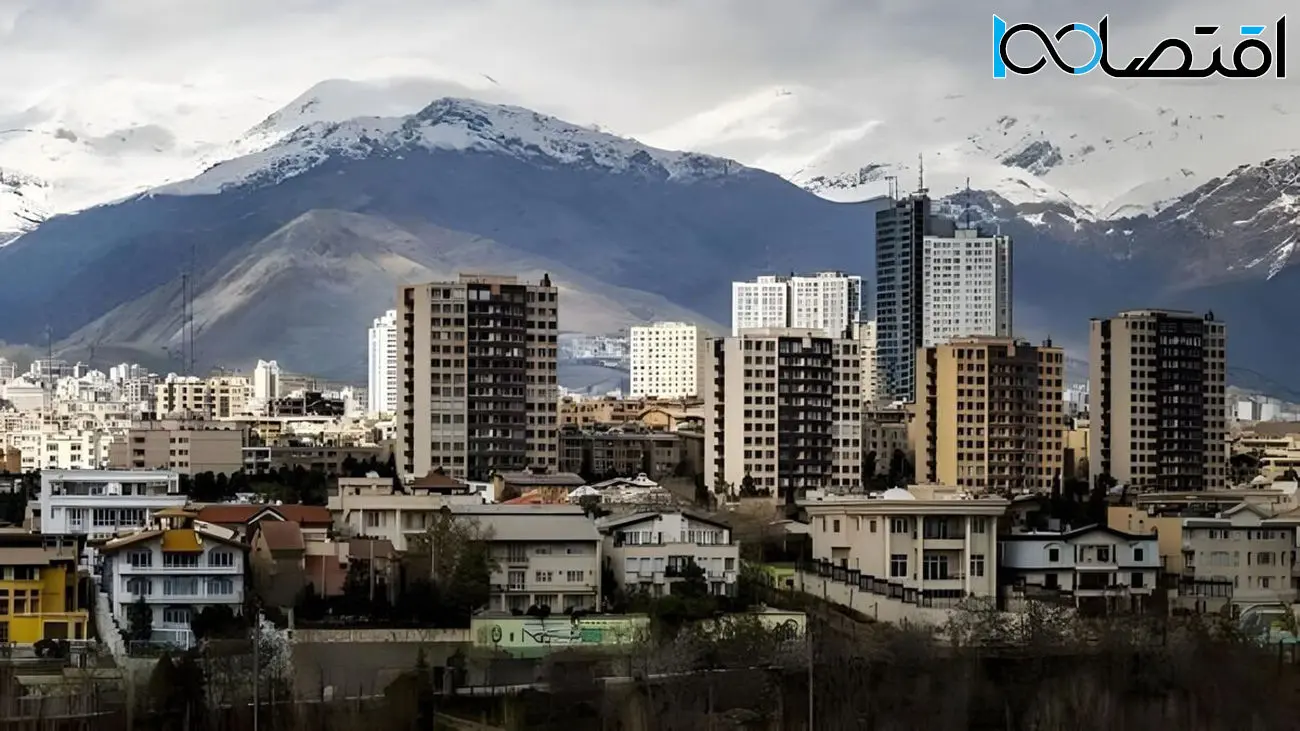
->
0, 75, 515, 238
0, 78, 275, 236
0, 169, 47, 244
155, 97, 742, 198
644, 83, 1299, 222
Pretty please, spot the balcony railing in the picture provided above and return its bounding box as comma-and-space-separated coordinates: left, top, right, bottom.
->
118, 563, 242, 575
802, 559, 969, 609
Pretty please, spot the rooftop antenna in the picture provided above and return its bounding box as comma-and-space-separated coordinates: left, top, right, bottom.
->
917, 153, 927, 195
963, 177, 973, 229
43, 324, 53, 419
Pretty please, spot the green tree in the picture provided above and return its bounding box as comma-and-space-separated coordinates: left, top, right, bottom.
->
127, 596, 153, 644
887, 448, 913, 488
862, 450, 878, 485
408, 512, 498, 625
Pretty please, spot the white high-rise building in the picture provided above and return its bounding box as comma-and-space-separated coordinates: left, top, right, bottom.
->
731, 276, 790, 335
629, 322, 701, 399
252, 360, 280, 404
789, 271, 866, 338
920, 229, 1012, 347
732, 272, 865, 338
368, 310, 398, 415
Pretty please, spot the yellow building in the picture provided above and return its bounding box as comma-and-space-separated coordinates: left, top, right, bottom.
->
0, 530, 89, 644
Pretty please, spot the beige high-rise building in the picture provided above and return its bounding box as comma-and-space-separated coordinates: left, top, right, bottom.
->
703, 328, 862, 500
108, 424, 245, 475
913, 336, 1065, 493
397, 274, 559, 481
1088, 309, 1228, 491
154, 375, 251, 419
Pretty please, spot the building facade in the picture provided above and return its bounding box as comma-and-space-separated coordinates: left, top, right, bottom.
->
732, 272, 865, 339
454, 506, 601, 614
0, 531, 89, 643
1000, 525, 1161, 614
704, 329, 862, 499
913, 337, 1065, 493
803, 487, 1009, 601
100, 511, 248, 650
108, 424, 245, 475
629, 321, 701, 399
731, 276, 790, 335
1088, 310, 1228, 491
38, 469, 184, 539
397, 274, 559, 481
920, 229, 1012, 347
368, 310, 398, 415
599, 511, 739, 597
1180, 502, 1300, 612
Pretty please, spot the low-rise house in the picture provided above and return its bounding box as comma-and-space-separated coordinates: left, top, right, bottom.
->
491, 469, 585, 502
597, 510, 739, 597
802, 486, 1009, 604
329, 474, 485, 551
1180, 502, 1300, 613
0, 529, 89, 643
38, 469, 185, 540
450, 505, 601, 614
1000, 525, 1161, 614
195, 503, 332, 543
100, 508, 248, 649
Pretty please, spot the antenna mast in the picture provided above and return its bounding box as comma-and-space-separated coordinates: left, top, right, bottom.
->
963, 176, 972, 229
917, 153, 926, 194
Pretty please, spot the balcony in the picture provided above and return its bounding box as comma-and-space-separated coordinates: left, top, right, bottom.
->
119, 588, 241, 604
118, 563, 242, 576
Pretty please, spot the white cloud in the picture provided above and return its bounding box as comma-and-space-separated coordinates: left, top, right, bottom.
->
0, 0, 1294, 213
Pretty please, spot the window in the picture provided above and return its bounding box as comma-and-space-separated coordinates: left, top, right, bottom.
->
534, 570, 553, 583
923, 517, 951, 540
162, 607, 190, 625
1096, 547, 1111, 562
162, 553, 199, 569
206, 578, 234, 595
832, 519, 841, 533
1261, 576, 1272, 589
1131, 572, 1145, 589
128, 551, 153, 568
0, 622, 7, 642
209, 551, 235, 568
0, 589, 7, 615
1134, 548, 1145, 562
725, 558, 736, 571
507, 570, 525, 590
890, 518, 909, 534
12, 590, 27, 614
163, 578, 199, 596
1044, 573, 1059, 589
869, 519, 877, 533
972, 517, 988, 534
1047, 547, 1060, 562
12, 567, 35, 581
565, 570, 584, 583
922, 554, 950, 581
970, 554, 986, 578
890, 554, 908, 578
506, 544, 527, 562
1258, 552, 1275, 566
126, 578, 152, 596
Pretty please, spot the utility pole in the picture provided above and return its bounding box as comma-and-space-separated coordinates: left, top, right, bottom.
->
252, 616, 260, 731
806, 625, 814, 730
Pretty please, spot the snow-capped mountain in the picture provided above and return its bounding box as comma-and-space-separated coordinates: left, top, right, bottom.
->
642, 83, 1300, 226
0, 75, 513, 240
157, 97, 741, 198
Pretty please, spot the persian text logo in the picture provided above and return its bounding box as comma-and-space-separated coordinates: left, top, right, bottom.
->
992, 16, 1286, 79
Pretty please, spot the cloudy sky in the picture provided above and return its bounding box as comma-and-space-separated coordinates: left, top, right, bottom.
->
0, 0, 1289, 129
0, 0, 1293, 214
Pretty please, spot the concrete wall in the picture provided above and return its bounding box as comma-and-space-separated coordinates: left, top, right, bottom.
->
289, 628, 471, 644
793, 570, 950, 627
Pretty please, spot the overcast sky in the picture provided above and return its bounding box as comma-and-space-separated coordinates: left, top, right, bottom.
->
0, 0, 1290, 134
